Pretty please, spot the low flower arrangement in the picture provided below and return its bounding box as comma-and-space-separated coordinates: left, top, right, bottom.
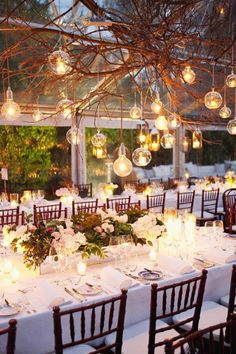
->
3, 219, 105, 270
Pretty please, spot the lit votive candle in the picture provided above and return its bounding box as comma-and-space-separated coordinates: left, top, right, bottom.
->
11, 268, 20, 283
11, 200, 17, 207
77, 260, 87, 276
3, 259, 13, 274
149, 247, 158, 262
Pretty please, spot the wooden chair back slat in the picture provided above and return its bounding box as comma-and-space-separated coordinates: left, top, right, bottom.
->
0, 319, 17, 354
0, 207, 23, 227
115, 200, 141, 212
76, 183, 93, 198
147, 193, 166, 213
53, 290, 127, 354
72, 199, 98, 215
177, 191, 195, 213
33, 203, 67, 224
69, 313, 75, 343
107, 197, 131, 210
201, 189, 219, 218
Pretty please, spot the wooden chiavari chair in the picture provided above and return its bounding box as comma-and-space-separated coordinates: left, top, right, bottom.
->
53, 290, 127, 354
115, 200, 141, 212
168, 178, 182, 190
165, 314, 236, 354
0, 319, 17, 354
105, 271, 207, 354
0, 207, 24, 227
177, 191, 195, 213
72, 199, 98, 215
106, 196, 131, 210
223, 189, 236, 232
146, 193, 166, 213
148, 178, 163, 184
77, 183, 92, 198
33, 203, 67, 224
196, 189, 219, 226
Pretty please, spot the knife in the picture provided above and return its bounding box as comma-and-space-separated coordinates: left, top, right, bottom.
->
64, 287, 84, 302
72, 288, 87, 301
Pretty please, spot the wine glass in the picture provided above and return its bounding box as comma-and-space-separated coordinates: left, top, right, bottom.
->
204, 221, 214, 239
213, 220, 224, 249
108, 236, 121, 268
120, 235, 134, 270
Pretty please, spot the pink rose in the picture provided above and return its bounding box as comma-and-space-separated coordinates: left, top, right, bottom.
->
28, 224, 37, 232
94, 226, 102, 233
101, 232, 106, 238
51, 232, 61, 240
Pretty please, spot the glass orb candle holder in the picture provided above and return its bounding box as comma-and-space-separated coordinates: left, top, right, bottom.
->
155, 114, 168, 130
32, 108, 43, 122
204, 88, 222, 109
227, 118, 236, 135
91, 129, 106, 147
1, 87, 21, 121
66, 126, 80, 144
149, 128, 160, 152
132, 147, 152, 167
48, 48, 71, 75
93, 145, 107, 159
167, 113, 181, 130
192, 130, 203, 149
182, 66, 196, 84
160, 133, 175, 149
226, 69, 236, 88
56, 98, 74, 120
151, 98, 163, 114
113, 143, 133, 177
182, 136, 191, 153
129, 105, 142, 119
219, 105, 231, 119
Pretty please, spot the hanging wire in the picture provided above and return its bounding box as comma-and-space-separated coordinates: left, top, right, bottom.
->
120, 96, 124, 142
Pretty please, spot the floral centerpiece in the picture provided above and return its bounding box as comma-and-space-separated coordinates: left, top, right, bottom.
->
55, 187, 78, 204
3, 219, 105, 270
225, 170, 236, 188
132, 213, 165, 246
97, 183, 118, 200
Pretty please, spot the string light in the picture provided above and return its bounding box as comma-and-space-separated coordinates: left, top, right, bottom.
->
56, 98, 74, 120
192, 129, 203, 149
1, 86, 21, 121
91, 129, 106, 147
167, 113, 181, 129
182, 66, 196, 84
151, 93, 163, 114
48, 48, 71, 75
160, 132, 175, 149
155, 114, 168, 130
113, 143, 132, 177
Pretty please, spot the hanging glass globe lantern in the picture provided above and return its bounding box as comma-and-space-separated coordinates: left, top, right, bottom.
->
219, 105, 232, 119
91, 129, 106, 147
182, 66, 196, 84
149, 127, 160, 152
136, 121, 149, 145
160, 133, 175, 149
56, 98, 74, 120
226, 69, 236, 88
155, 114, 168, 130
132, 147, 152, 167
129, 105, 142, 120
48, 48, 71, 75
182, 136, 191, 153
66, 126, 80, 145
32, 108, 43, 122
93, 145, 107, 158
204, 88, 223, 110
1, 86, 21, 121
227, 118, 236, 135
192, 129, 203, 149
151, 94, 163, 114
167, 113, 181, 130
113, 143, 133, 177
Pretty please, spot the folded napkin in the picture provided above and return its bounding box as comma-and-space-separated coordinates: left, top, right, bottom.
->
201, 249, 236, 264
100, 266, 132, 291
48, 297, 72, 309
158, 255, 194, 275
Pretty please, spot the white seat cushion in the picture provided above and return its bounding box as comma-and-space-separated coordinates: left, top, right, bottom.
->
62, 344, 95, 353
105, 319, 180, 354
220, 295, 229, 307
173, 301, 227, 339
194, 210, 215, 219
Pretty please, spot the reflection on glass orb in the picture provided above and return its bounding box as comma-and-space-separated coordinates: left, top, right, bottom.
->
219, 105, 231, 119
132, 147, 152, 167
182, 66, 196, 84
149, 127, 160, 152
227, 118, 236, 135
226, 70, 236, 88
155, 115, 168, 130
182, 136, 191, 153
151, 98, 163, 114
1, 87, 21, 121
204, 88, 222, 109
56, 98, 74, 120
48, 48, 71, 75
32, 108, 43, 122
93, 145, 107, 158
167, 113, 181, 129
160, 133, 175, 149
91, 129, 106, 147
113, 143, 132, 177
129, 105, 142, 119
192, 130, 202, 149
66, 126, 80, 145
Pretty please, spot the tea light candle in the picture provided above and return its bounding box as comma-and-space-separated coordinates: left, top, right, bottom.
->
77, 260, 87, 276
11, 268, 20, 283
149, 247, 158, 261
3, 259, 13, 274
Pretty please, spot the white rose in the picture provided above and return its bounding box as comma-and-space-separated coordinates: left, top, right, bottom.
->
65, 219, 73, 229
2, 225, 10, 237
21, 233, 31, 242
17, 225, 27, 235
117, 214, 128, 223
75, 232, 87, 245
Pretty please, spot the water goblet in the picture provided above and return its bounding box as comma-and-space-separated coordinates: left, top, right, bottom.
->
108, 236, 121, 268
213, 220, 224, 250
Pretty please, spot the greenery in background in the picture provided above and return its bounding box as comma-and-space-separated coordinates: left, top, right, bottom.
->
0, 126, 70, 197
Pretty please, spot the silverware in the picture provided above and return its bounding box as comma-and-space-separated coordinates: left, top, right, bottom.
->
64, 287, 84, 302
194, 257, 215, 267
85, 282, 109, 294
72, 288, 87, 301
144, 268, 162, 275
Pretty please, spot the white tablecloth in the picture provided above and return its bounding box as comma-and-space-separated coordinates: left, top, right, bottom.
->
0, 231, 235, 354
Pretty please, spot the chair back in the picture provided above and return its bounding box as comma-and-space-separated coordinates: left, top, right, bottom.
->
168, 178, 182, 189
148, 178, 163, 184
146, 193, 166, 213
201, 189, 219, 218
148, 270, 208, 354
0, 319, 17, 354
115, 200, 141, 212
106, 197, 131, 210
0, 207, 24, 227
53, 290, 127, 354
77, 183, 92, 198
227, 265, 236, 322
177, 191, 195, 213
164, 313, 236, 354
33, 203, 67, 224
223, 189, 236, 232
72, 199, 98, 215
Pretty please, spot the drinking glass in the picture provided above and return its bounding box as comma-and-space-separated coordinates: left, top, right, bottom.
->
204, 221, 214, 239
213, 220, 224, 249
9, 193, 19, 206
37, 190, 45, 200
120, 235, 133, 270
108, 236, 121, 268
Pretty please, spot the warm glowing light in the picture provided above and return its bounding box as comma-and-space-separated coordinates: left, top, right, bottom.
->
32, 108, 43, 122
66, 126, 80, 144
182, 66, 196, 84
1, 87, 21, 121
56, 98, 74, 120
155, 115, 168, 130
129, 105, 142, 119
226, 69, 236, 88
91, 129, 106, 147
182, 136, 191, 153
48, 48, 71, 76
192, 130, 202, 149
205, 88, 222, 109
167, 113, 181, 129
132, 147, 152, 166
93, 145, 107, 158
227, 118, 236, 135
219, 105, 231, 119
161, 133, 175, 149
77, 260, 87, 275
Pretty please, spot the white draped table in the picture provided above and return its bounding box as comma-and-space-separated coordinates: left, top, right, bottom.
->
0, 231, 235, 354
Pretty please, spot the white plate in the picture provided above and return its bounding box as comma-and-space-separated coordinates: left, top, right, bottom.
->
76, 284, 102, 296
0, 306, 19, 317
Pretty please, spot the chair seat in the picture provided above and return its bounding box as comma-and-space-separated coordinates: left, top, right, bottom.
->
220, 295, 229, 307
105, 319, 180, 354
194, 210, 215, 219
173, 301, 228, 339
62, 344, 95, 353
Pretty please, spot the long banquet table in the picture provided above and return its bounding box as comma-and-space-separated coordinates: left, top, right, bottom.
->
0, 230, 235, 354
